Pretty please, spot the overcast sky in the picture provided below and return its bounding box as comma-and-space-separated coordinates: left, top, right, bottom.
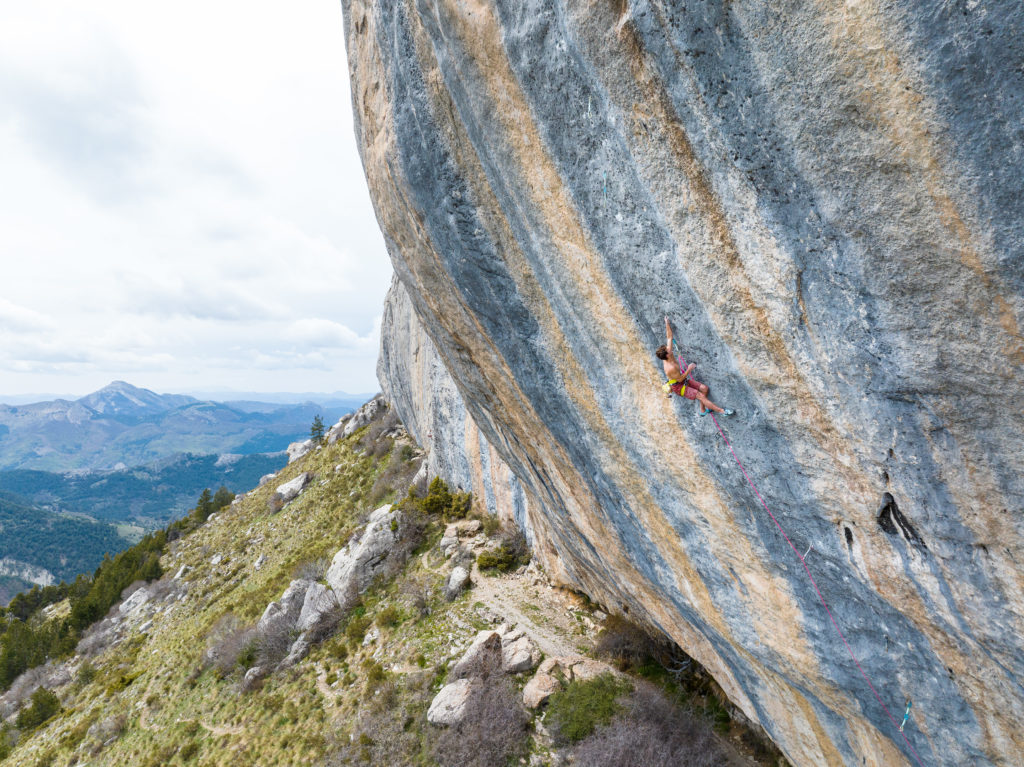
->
0, 0, 392, 399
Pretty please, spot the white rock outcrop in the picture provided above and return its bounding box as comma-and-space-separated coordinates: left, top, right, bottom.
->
427, 678, 478, 726
296, 582, 340, 635
274, 472, 312, 504
445, 565, 470, 600
326, 504, 401, 609
450, 631, 503, 679
341, 395, 387, 438
286, 439, 313, 464
258, 578, 312, 636
501, 632, 541, 674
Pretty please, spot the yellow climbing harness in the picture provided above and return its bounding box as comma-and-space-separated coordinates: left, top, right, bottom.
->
662, 377, 688, 396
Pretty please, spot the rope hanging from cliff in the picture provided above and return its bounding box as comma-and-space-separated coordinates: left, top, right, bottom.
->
707, 413, 928, 767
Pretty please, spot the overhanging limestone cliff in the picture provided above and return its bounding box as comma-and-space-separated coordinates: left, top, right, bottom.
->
345, 2, 1024, 765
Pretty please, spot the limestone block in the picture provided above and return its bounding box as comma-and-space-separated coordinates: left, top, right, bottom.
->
287, 439, 313, 464
326, 505, 400, 609
450, 631, 502, 679
445, 565, 471, 600
522, 671, 562, 709
427, 678, 477, 726
502, 634, 541, 674
275, 472, 312, 504
296, 582, 340, 634
258, 578, 311, 636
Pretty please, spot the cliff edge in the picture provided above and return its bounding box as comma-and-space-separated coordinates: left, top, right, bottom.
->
351, 2, 1024, 765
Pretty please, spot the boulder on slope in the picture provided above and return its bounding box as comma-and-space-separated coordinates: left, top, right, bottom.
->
275, 472, 312, 504
326, 504, 403, 609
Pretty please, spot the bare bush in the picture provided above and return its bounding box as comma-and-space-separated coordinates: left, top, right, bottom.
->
76, 618, 118, 658
87, 713, 127, 744
256, 616, 295, 667
368, 449, 423, 507
146, 578, 180, 602
205, 615, 258, 678
400, 575, 436, 619
1, 666, 47, 718
432, 677, 530, 767
571, 681, 730, 767
595, 614, 667, 670
293, 557, 330, 582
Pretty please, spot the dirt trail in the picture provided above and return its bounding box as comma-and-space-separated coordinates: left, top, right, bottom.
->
468, 561, 587, 660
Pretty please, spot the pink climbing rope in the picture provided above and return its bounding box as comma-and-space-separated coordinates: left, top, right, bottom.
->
708, 413, 927, 767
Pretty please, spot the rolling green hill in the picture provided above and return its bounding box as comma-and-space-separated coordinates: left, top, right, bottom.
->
0, 492, 125, 589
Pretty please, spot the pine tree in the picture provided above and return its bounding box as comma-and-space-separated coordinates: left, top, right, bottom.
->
212, 486, 235, 510
310, 414, 326, 444
194, 488, 214, 523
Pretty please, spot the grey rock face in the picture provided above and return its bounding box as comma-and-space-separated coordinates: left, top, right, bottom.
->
445, 565, 470, 600
450, 631, 503, 680
286, 439, 313, 464
295, 582, 340, 635
341, 395, 387, 438
257, 578, 311, 637
325, 505, 402, 609
427, 678, 478, 726
346, 1, 1024, 765
378, 279, 533, 538
326, 414, 352, 444
275, 472, 312, 504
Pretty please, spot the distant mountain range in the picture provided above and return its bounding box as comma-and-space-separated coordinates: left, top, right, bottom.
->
0, 381, 363, 472
0, 381, 366, 599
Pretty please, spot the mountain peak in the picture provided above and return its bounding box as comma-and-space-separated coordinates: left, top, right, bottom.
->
77, 382, 196, 417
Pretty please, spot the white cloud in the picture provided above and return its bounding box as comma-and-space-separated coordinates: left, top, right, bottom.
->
0, 0, 391, 397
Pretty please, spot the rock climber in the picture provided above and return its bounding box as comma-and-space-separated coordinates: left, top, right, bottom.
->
656, 317, 734, 416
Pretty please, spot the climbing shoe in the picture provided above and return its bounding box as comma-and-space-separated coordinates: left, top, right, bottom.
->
698, 409, 709, 416
721, 409, 735, 417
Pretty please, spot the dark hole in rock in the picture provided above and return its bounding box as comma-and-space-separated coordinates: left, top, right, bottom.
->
844, 527, 854, 549
877, 493, 927, 551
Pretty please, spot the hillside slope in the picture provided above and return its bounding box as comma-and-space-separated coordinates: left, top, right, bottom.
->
346, 2, 1024, 765
0, 402, 781, 767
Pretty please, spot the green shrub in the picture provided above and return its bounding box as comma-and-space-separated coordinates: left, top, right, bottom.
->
477, 528, 529, 574
345, 615, 372, 645
76, 661, 97, 687
375, 605, 401, 628
481, 514, 501, 537
328, 640, 349, 661
15, 687, 61, 731
179, 740, 200, 761
705, 694, 731, 733
546, 673, 630, 744
407, 477, 471, 521
0, 725, 12, 759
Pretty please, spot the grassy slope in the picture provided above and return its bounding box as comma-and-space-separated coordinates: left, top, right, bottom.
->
6, 423, 784, 767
